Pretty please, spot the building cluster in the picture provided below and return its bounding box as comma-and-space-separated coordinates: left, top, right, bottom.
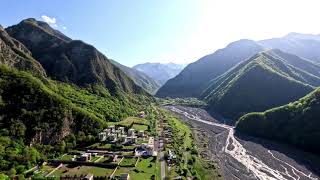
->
71, 152, 98, 162
135, 137, 157, 156
164, 126, 173, 144
167, 149, 176, 164
98, 126, 145, 144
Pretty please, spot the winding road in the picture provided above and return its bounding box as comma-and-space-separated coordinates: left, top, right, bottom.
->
167, 105, 320, 180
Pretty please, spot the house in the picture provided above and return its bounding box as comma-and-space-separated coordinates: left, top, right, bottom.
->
109, 125, 116, 133
84, 174, 94, 180
138, 111, 145, 118
168, 149, 176, 164
113, 155, 118, 162
118, 134, 127, 143
103, 128, 111, 134
135, 143, 156, 156
148, 137, 154, 146
125, 136, 136, 144
118, 126, 125, 134
128, 129, 135, 136
119, 173, 130, 180
76, 153, 91, 162
108, 133, 117, 142
98, 132, 107, 141
135, 137, 157, 156
137, 130, 144, 137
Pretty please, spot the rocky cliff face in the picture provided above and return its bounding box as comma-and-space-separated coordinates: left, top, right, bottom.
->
0, 24, 46, 76
6, 18, 144, 94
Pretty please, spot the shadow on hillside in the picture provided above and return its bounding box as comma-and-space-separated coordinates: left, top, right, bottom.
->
234, 132, 320, 177
205, 109, 236, 126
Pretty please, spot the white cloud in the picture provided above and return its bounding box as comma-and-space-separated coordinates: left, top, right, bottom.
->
41, 15, 57, 25
62, 26, 67, 30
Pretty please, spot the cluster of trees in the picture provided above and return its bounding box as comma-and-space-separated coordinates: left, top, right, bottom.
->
164, 111, 202, 178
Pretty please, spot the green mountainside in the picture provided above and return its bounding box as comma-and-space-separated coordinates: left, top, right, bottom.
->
236, 87, 320, 155
156, 39, 264, 98
5, 18, 144, 94
0, 19, 154, 176
110, 60, 160, 94
0, 65, 151, 175
202, 49, 317, 120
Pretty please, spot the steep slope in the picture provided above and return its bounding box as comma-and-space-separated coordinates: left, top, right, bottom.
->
156, 40, 264, 98
110, 60, 160, 94
202, 50, 316, 120
6, 18, 144, 94
0, 65, 105, 144
259, 32, 320, 63
133, 62, 186, 85
236, 87, 320, 155
0, 65, 152, 175
0, 24, 45, 76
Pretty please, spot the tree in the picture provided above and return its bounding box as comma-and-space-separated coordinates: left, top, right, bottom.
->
0, 173, 9, 180
58, 140, 66, 153
10, 122, 26, 138
7, 168, 16, 177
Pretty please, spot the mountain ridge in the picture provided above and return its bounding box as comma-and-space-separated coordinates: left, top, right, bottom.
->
133, 62, 186, 86
202, 49, 317, 120
6, 18, 145, 94
156, 39, 265, 98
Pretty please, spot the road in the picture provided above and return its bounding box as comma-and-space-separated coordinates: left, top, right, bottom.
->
157, 109, 166, 180
166, 105, 320, 180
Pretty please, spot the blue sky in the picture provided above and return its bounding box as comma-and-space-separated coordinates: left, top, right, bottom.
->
2, 0, 320, 67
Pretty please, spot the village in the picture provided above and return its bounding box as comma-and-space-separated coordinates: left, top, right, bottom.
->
28, 110, 177, 180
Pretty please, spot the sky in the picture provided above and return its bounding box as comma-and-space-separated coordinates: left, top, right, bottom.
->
1, 0, 320, 67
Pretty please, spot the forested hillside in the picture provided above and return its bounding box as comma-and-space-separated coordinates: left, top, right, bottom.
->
236, 87, 320, 155
202, 50, 317, 120
0, 65, 152, 176
156, 40, 264, 98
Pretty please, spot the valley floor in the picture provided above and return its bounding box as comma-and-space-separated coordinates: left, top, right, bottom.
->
166, 105, 320, 180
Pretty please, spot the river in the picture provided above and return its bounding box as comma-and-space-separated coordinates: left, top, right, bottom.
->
166, 105, 320, 180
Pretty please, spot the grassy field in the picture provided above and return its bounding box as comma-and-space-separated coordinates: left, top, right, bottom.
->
107, 117, 149, 127
132, 124, 149, 131
114, 157, 156, 180
120, 157, 137, 167
97, 156, 113, 163
155, 156, 161, 180
59, 154, 74, 161
32, 165, 56, 177
50, 165, 114, 177
88, 143, 112, 149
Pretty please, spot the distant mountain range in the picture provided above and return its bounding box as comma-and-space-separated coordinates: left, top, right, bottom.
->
259, 33, 320, 63
110, 60, 160, 94
133, 62, 186, 86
